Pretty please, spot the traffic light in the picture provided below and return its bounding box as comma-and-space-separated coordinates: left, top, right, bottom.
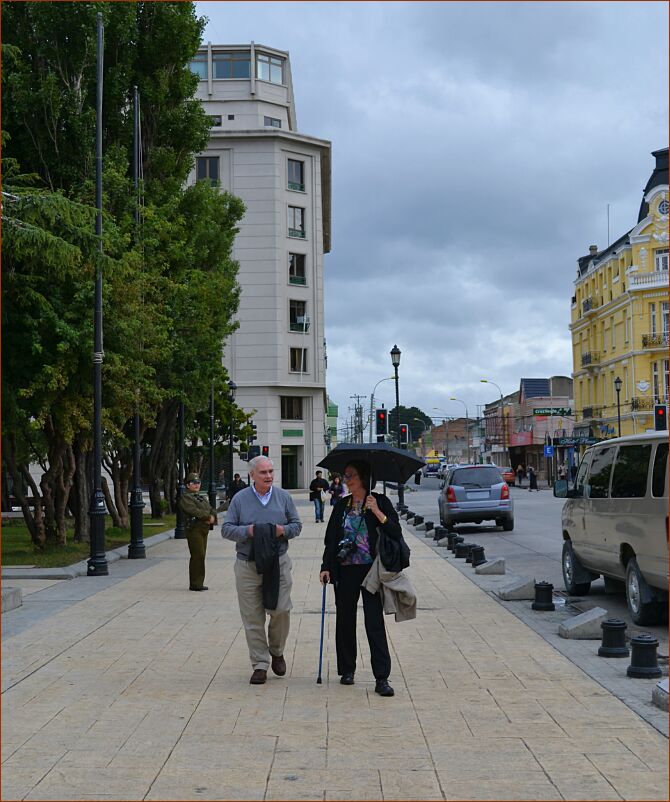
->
249, 423, 257, 443
375, 408, 388, 435
399, 423, 409, 444
248, 445, 261, 459
262, 446, 269, 457
654, 403, 667, 431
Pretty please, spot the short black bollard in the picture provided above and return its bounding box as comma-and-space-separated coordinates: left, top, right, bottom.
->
413, 515, 424, 525
531, 581, 555, 611
405, 512, 415, 522
433, 526, 447, 540
598, 619, 629, 658
465, 543, 479, 564
470, 545, 486, 567
446, 532, 459, 550
627, 634, 662, 678
424, 520, 434, 531
450, 535, 464, 553
454, 542, 472, 559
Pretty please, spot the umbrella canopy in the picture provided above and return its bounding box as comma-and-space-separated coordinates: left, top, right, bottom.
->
317, 442, 425, 485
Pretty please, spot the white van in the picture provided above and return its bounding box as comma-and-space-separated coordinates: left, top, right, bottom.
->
553, 432, 668, 625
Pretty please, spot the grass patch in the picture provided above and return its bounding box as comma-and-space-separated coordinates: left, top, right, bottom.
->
1, 514, 176, 568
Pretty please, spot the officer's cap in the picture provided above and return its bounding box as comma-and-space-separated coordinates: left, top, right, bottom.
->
186, 472, 201, 484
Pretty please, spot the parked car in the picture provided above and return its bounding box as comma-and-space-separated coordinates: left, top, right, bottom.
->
554, 432, 668, 625
499, 466, 516, 485
438, 464, 514, 531
423, 457, 441, 477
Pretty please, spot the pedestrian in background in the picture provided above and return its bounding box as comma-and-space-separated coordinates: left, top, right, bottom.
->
223, 456, 302, 685
328, 474, 345, 505
527, 465, 539, 491
179, 473, 217, 591
228, 473, 246, 501
309, 470, 330, 522
319, 460, 400, 697
516, 464, 525, 487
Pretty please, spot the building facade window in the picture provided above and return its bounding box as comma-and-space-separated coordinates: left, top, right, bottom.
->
257, 52, 284, 84
289, 300, 309, 332
264, 116, 281, 128
610, 316, 615, 348
288, 159, 305, 191
280, 396, 303, 420
208, 115, 223, 127
213, 51, 250, 79
662, 302, 669, 338
653, 362, 660, 401
654, 248, 669, 271
288, 253, 306, 285
189, 55, 207, 78
196, 156, 219, 187
288, 206, 305, 238
289, 347, 308, 373
650, 303, 657, 336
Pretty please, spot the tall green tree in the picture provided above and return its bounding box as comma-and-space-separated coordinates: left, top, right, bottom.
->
2, 3, 246, 542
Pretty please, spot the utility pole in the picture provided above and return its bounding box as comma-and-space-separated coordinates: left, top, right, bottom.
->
349, 394, 367, 443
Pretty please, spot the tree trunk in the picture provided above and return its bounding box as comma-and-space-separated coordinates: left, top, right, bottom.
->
148, 398, 179, 517
1, 434, 45, 547
70, 437, 92, 543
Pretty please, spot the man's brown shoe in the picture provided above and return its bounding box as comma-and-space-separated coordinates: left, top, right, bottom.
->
271, 655, 286, 676
249, 669, 267, 685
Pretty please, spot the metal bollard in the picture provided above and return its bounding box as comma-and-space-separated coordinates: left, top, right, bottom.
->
465, 543, 479, 564
446, 532, 459, 550
470, 545, 486, 567
454, 542, 473, 559
450, 535, 464, 553
424, 520, 434, 531
531, 581, 555, 611
598, 619, 629, 658
405, 512, 415, 522
433, 526, 447, 541
413, 515, 424, 525
627, 634, 662, 678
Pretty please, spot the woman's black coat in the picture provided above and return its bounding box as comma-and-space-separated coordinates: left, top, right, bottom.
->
321, 492, 402, 583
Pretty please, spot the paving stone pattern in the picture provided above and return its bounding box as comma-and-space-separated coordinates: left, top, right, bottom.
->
2, 495, 668, 800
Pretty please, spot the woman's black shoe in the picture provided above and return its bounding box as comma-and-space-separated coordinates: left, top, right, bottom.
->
375, 679, 394, 697
340, 672, 355, 685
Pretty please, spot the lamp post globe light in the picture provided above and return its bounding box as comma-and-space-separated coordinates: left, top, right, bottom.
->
480, 379, 506, 462
227, 380, 237, 493
449, 397, 470, 463
390, 345, 404, 510
614, 376, 622, 437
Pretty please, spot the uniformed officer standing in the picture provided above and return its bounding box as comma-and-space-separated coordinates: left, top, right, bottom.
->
179, 473, 217, 591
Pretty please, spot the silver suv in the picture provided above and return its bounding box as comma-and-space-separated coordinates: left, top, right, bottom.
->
554, 432, 668, 625
438, 464, 514, 531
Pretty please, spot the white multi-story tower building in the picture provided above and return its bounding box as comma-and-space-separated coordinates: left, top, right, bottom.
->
188, 43, 332, 489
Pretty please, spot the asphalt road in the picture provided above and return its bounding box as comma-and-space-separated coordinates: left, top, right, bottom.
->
400, 476, 668, 650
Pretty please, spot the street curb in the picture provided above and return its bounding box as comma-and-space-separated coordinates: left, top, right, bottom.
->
1, 529, 178, 580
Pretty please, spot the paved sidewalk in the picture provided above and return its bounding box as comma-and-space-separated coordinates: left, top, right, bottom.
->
2, 494, 668, 801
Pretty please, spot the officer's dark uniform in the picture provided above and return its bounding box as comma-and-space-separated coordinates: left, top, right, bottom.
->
179, 473, 216, 591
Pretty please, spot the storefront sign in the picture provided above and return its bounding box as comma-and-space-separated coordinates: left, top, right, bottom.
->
555, 436, 599, 446
533, 407, 572, 416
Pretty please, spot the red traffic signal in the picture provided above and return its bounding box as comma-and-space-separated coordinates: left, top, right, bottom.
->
262, 446, 269, 457
654, 404, 667, 431
375, 408, 388, 435
399, 423, 409, 444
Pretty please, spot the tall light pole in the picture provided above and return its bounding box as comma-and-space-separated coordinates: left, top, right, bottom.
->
390, 345, 404, 510
614, 376, 622, 437
87, 13, 108, 576
369, 376, 394, 442
481, 379, 506, 463
450, 397, 470, 463
174, 400, 186, 539
227, 380, 237, 493
413, 418, 427, 456
208, 385, 217, 509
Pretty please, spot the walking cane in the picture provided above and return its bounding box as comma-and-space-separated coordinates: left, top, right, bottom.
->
316, 579, 327, 684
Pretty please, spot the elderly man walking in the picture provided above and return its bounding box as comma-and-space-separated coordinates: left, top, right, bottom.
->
222, 456, 302, 684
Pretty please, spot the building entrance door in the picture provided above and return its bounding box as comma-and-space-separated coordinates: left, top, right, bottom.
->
281, 447, 299, 489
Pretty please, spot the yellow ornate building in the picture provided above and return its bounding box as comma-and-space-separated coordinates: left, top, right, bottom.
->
571, 148, 668, 439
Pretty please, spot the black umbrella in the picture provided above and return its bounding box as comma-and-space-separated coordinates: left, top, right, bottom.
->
317, 442, 425, 487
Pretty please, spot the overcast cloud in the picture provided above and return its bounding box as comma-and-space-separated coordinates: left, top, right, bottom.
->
198, 1, 668, 430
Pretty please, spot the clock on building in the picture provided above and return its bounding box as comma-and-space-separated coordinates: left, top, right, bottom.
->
658, 199, 669, 215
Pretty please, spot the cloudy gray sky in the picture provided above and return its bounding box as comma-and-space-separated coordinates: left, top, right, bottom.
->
198, 1, 668, 429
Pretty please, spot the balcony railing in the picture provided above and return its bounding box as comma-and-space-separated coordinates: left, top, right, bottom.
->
582, 406, 603, 420
641, 332, 669, 348
581, 351, 600, 367
288, 227, 306, 239
289, 318, 310, 333
288, 181, 305, 192
631, 396, 667, 411
582, 296, 601, 315
629, 271, 669, 290
289, 274, 306, 286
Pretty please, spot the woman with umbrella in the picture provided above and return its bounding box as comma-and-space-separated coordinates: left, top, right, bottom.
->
319, 460, 402, 697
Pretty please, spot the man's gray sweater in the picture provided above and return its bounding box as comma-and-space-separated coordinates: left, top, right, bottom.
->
222, 486, 302, 560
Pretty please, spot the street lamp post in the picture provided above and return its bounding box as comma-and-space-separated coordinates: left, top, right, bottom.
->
208, 385, 217, 509
174, 400, 186, 539
481, 379, 506, 463
390, 345, 404, 510
449, 397, 470, 463
227, 380, 237, 494
614, 376, 622, 437
87, 13, 108, 576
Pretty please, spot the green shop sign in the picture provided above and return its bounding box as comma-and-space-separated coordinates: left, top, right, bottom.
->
533, 407, 572, 416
